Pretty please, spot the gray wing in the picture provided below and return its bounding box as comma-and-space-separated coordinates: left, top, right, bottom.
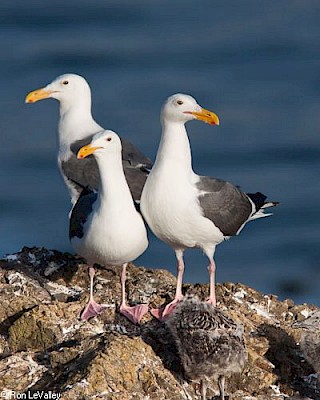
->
70, 136, 152, 169
69, 189, 97, 240
61, 153, 100, 195
62, 135, 152, 202
196, 176, 253, 236
120, 137, 153, 170
123, 166, 149, 203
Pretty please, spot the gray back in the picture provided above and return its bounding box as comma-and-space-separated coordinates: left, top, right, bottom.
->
196, 176, 252, 236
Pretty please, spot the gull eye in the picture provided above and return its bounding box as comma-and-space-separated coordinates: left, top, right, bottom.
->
177, 100, 183, 105
106, 137, 112, 142
62, 80, 69, 85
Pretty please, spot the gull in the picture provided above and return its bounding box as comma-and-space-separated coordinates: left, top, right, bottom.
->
70, 130, 148, 323
25, 73, 152, 204
166, 296, 247, 400
140, 93, 278, 320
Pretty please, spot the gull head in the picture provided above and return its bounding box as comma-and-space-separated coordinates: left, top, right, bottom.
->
161, 93, 220, 126
77, 130, 122, 159
25, 73, 91, 105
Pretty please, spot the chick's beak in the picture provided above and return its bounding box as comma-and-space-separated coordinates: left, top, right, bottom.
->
25, 87, 55, 103
185, 108, 220, 126
77, 144, 102, 159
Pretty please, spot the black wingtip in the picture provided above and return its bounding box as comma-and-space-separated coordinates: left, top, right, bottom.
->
246, 192, 267, 209
247, 192, 279, 210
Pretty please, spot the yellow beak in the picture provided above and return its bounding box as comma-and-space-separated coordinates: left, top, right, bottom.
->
25, 88, 55, 103
77, 144, 102, 159
185, 108, 220, 126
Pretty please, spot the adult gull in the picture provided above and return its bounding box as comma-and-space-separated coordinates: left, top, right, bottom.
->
70, 130, 148, 323
25, 73, 152, 204
140, 93, 278, 320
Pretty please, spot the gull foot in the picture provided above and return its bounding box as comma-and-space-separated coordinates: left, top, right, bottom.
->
120, 303, 149, 324
81, 299, 106, 321
151, 298, 182, 321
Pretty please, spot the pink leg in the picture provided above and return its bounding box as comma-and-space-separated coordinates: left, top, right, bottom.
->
81, 266, 105, 321
151, 249, 185, 321
207, 257, 217, 307
119, 263, 148, 324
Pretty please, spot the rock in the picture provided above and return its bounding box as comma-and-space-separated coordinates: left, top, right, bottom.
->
0, 246, 319, 399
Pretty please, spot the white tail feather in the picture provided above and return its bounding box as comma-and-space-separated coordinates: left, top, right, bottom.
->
249, 211, 273, 221
236, 198, 278, 235
261, 202, 278, 209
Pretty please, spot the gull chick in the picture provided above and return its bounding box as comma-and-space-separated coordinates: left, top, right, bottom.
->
166, 296, 247, 399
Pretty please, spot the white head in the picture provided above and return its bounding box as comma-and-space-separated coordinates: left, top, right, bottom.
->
77, 130, 122, 160
161, 93, 220, 126
25, 73, 91, 108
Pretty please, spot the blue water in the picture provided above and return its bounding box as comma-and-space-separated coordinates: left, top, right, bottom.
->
1, 0, 320, 305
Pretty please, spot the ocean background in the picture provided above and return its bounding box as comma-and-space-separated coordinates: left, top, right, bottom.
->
1, 0, 319, 305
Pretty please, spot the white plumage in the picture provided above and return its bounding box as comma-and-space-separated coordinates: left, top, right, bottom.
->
141, 93, 278, 320
69, 130, 148, 323
25, 73, 151, 205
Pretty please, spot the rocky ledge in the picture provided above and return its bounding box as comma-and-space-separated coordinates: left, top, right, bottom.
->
0, 247, 319, 399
